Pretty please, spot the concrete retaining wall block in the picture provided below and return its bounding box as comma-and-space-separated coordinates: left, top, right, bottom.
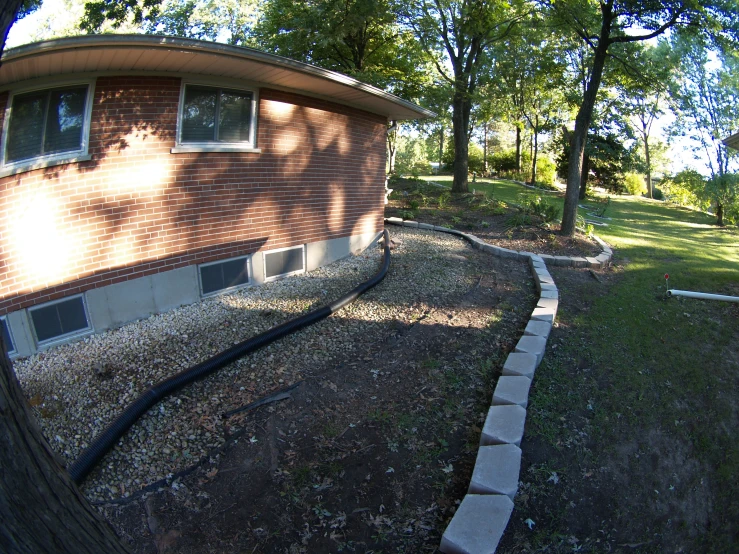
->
439, 494, 514, 554
502, 352, 537, 378
492, 375, 532, 408
481, 405, 527, 446
468, 444, 522, 498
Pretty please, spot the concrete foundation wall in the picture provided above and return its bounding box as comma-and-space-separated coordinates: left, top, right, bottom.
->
7, 230, 381, 358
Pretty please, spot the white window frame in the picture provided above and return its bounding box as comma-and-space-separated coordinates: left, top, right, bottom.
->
0, 79, 96, 177
27, 294, 93, 347
172, 81, 260, 154
263, 245, 306, 282
198, 254, 253, 297
0, 315, 16, 355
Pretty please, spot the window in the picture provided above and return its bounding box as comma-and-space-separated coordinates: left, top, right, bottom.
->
199, 256, 250, 296
2, 84, 92, 170
0, 317, 15, 355
264, 246, 305, 281
179, 84, 256, 148
28, 295, 91, 345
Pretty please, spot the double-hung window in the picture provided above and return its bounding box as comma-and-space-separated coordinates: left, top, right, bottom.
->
2, 83, 93, 172
177, 84, 257, 151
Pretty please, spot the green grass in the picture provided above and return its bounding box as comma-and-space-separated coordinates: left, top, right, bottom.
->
419, 175, 560, 206
524, 194, 739, 550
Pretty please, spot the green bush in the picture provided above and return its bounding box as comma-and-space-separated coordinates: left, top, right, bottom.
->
624, 172, 647, 196
652, 187, 664, 201
490, 149, 531, 174
534, 156, 556, 186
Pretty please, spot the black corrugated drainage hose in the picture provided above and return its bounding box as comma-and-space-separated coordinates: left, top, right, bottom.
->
68, 230, 391, 485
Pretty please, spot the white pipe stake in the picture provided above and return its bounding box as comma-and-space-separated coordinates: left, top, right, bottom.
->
666, 289, 739, 303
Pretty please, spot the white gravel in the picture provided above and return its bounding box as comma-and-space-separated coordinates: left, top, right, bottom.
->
15, 229, 480, 502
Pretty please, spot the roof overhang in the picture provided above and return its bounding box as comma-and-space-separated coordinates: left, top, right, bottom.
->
0, 35, 434, 122
723, 132, 739, 151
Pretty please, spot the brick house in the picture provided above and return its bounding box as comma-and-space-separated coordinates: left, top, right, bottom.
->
0, 35, 431, 357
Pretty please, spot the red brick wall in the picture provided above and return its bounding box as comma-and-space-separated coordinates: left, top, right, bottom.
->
0, 77, 387, 314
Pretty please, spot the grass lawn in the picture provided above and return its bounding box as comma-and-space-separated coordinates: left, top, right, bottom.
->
417, 174, 738, 549
504, 193, 739, 551
419, 174, 560, 206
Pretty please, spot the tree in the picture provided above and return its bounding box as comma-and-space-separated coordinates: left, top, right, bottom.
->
254, 0, 428, 97
619, 41, 674, 199
1, 0, 41, 53
669, 36, 739, 225
0, 7, 129, 552
403, 0, 524, 193
81, 0, 164, 32
546, 0, 739, 236
1, 342, 130, 553
141, 0, 260, 45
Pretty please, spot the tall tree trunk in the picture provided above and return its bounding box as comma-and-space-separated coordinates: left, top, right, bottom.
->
644, 135, 652, 198
579, 154, 590, 199
483, 121, 488, 176
0, 340, 129, 553
451, 87, 471, 193
438, 125, 444, 167
561, 5, 614, 236
530, 126, 539, 185
0, 0, 24, 59
716, 202, 724, 226
515, 126, 521, 172
387, 127, 397, 174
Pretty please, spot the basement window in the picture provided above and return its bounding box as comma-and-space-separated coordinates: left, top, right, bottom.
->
199, 256, 250, 296
263, 246, 305, 281
1, 83, 94, 175
28, 295, 91, 345
0, 317, 15, 355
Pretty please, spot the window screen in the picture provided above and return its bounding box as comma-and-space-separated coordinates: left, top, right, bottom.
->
29, 296, 90, 344
200, 257, 249, 295
0, 318, 14, 353
6, 86, 87, 164
264, 247, 305, 280
181, 85, 253, 144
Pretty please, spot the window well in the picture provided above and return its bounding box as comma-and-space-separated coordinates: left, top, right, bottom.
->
0, 317, 15, 354
199, 256, 250, 295
29, 295, 91, 344
264, 246, 305, 280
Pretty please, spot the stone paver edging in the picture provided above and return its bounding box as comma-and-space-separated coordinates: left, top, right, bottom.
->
384, 217, 612, 553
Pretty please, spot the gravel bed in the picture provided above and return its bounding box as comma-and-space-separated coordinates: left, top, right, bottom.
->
15, 229, 476, 502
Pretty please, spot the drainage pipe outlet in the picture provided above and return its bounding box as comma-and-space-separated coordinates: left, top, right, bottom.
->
666, 289, 739, 303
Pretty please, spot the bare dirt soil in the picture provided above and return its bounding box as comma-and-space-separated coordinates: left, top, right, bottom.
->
99, 231, 537, 553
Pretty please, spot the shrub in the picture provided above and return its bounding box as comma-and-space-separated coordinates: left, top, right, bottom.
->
624, 172, 647, 196
652, 187, 664, 201
534, 156, 556, 187
437, 191, 451, 209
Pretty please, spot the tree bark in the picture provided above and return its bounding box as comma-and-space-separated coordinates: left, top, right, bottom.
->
515, 126, 521, 172
387, 126, 397, 174
451, 85, 471, 193
560, 3, 614, 236
530, 122, 539, 185
0, 0, 24, 59
579, 153, 590, 200
438, 125, 444, 167
644, 136, 652, 198
0, 340, 129, 553
483, 121, 488, 176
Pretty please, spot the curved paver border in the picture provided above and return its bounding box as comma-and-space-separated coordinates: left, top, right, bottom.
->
384, 217, 612, 553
